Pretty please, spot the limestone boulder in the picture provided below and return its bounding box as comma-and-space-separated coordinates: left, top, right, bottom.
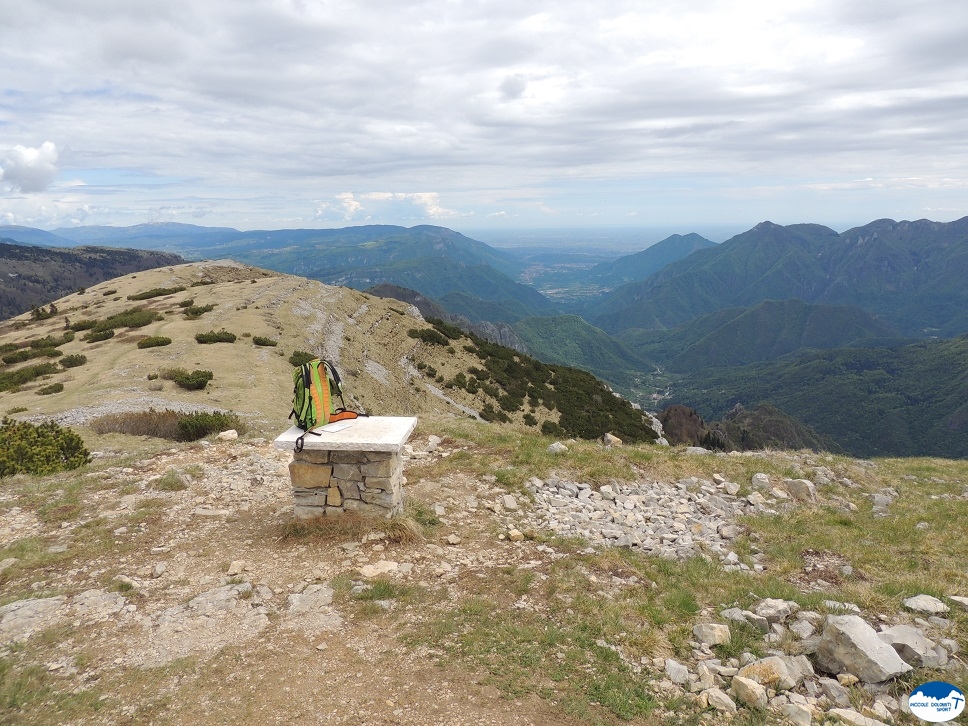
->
754, 598, 799, 623
902, 594, 949, 615
878, 625, 942, 668
737, 656, 797, 691
693, 622, 731, 646
731, 675, 767, 710
815, 615, 912, 682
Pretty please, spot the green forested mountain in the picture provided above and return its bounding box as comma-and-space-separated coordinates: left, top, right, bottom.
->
621, 299, 902, 372
669, 335, 968, 458
0, 241, 184, 320
321, 256, 556, 322
583, 233, 716, 288
588, 217, 968, 337
512, 315, 654, 389
245, 225, 524, 278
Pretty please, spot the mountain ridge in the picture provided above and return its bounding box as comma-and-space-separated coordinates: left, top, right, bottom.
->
588, 217, 968, 337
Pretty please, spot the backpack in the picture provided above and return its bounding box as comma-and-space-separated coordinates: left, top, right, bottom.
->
289, 359, 364, 449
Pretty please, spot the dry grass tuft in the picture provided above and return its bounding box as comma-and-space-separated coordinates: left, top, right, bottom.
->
279, 510, 424, 544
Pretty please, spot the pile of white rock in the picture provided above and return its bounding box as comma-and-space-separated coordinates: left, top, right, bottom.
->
655, 595, 963, 725
525, 471, 819, 566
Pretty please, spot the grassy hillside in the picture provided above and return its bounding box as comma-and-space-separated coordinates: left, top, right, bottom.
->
668, 335, 968, 458
0, 262, 655, 444
0, 241, 184, 321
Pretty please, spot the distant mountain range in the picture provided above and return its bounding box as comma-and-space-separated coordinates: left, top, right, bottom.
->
583, 233, 716, 289
4, 216, 967, 457
586, 218, 968, 338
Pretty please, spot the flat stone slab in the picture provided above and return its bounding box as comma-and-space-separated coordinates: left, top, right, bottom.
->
273, 417, 417, 453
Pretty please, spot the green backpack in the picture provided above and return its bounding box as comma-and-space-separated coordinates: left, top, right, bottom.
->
290, 359, 362, 449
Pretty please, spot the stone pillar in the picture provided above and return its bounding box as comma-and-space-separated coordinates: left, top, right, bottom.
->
290, 448, 404, 519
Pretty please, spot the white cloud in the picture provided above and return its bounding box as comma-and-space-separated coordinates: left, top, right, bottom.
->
1, 142, 59, 193
1, 2, 967, 228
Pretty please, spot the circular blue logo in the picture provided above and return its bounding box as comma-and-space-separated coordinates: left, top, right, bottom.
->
908, 682, 965, 723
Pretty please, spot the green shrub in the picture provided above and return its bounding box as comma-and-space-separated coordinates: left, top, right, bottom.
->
29, 332, 74, 349
95, 307, 160, 331
190, 279, 216, 287
183, 304, 215, 319
3, 347, 63, 364
407, 328, 449, 346
147, 373, 159, 380
60, 354, 87, 368
84, 329, 115, 343
127, 286, 186, 301
177, 298, 195, 308
101, 289, 117, 296
0, 363, 60, 392
252, 336, 278, 347
6, 406, 28, 414
479, 403, 510, 423
89, 408, 244, 442
0, 343, 17, 354
161, 368, 214, 390
177, 411, 242, 441
541, 420, 565, 437
288, 350, 315, 367
137, 336, 172, 349
2, 349, 31, 364
428, 318, 464, 340
68, 319, 99, 332
195, 329, 236, 344
36, 382, 64, 395
0, 418, 90, 477
30, 304, 55, 320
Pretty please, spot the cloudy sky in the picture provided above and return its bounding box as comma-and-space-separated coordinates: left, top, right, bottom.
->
2, 0, 967, 234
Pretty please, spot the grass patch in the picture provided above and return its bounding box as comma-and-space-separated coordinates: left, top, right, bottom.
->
0, 654, 106, 722
89, 408, 245, 441
154, 469, 188, 491
252, 336, 278, 347
280, 511, 424, 545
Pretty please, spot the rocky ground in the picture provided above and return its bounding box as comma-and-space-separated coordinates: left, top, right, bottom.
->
1, 430, 966, 725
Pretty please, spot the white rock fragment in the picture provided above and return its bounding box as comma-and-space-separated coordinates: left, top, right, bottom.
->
902, 594, 949, 615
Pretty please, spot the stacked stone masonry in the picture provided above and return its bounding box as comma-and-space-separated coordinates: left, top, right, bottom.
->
290, 449, 404, 519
